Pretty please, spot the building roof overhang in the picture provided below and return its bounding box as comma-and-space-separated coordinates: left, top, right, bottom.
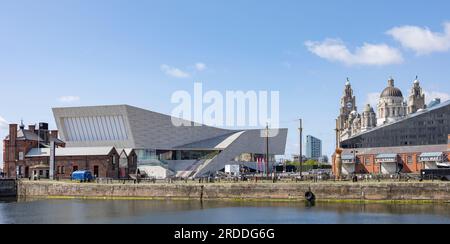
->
26, 147, 116, 158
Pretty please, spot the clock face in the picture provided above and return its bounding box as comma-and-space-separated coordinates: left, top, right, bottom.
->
346, 102, 353, 109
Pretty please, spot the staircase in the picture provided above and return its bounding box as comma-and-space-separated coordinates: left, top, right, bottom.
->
176, 160, 205, 179
191, 157, 216, 178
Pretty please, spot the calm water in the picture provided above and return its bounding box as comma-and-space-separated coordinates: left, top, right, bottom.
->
1, 198, 450, 224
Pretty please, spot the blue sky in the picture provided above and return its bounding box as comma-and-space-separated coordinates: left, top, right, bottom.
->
1, 0, 450, 165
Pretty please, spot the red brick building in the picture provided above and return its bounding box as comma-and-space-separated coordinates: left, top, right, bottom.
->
3, 123, 136, 179
332, 136, 450, 176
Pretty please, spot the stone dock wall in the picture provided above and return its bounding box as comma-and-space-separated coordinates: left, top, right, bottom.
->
0, 179, 17, 197
17, 181, 450, 202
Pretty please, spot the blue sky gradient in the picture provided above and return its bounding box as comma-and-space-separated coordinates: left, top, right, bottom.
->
1, 0, 450, 165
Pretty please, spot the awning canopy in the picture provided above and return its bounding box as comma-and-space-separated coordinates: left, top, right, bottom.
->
30, 164, 49, 169
420, 152, 444, 162
376, 154, 398, 163
341, 154, 356, 164
341, 155, 355, 160
376, 154, 398, 159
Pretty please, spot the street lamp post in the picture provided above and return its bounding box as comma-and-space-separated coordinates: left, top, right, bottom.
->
299, 119, 303, 179
352, 146, 358, 177
265, 123, 270, 178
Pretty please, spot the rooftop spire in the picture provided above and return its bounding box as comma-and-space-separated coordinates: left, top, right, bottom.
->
19, 119, 25, 130
345, 77, 350, 86
414, 75, 420, 84
388, 77, 395, 87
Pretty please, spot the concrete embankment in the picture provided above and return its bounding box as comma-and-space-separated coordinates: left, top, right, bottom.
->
0, 180, 17, 197
17, 181, 450, 203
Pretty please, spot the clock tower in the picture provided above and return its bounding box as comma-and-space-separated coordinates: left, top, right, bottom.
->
337, 79, 357, 134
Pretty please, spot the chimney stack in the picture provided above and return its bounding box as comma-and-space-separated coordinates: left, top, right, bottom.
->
38, 123, 49, 144
50, 130, 59, 139
9, 124, 17, 142
8, 124, 18, 162
28, 125, 36, 133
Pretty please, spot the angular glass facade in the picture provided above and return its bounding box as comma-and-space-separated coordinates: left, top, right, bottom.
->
63, 116, 128, 142
134, 149, 220, 166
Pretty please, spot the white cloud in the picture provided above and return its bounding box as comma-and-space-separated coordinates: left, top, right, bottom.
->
387, 22, 450, 55
366, 92, 381, 109
0, 116, 9, 130
424, 91, 450, 104
195, 62, 207, 72
305, 39, 403, 66
59, 96, 80, 103
160, 64, 191, 78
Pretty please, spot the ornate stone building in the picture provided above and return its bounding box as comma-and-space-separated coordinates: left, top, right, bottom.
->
337, 77, 426, 142
361, 104, 377, 132
336, 79, 359, 141
408, 77, 426, 114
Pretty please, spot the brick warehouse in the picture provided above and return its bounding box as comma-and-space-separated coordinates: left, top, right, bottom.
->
2, 122, 137, 179
333, 141, 450, 176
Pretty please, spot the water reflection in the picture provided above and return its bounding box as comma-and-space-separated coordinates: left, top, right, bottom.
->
0, 198, 449, 224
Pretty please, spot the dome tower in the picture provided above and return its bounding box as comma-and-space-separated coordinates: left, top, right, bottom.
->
377, 78, 407, 125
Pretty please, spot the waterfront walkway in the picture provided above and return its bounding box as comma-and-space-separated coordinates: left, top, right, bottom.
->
15, 179, 450, 203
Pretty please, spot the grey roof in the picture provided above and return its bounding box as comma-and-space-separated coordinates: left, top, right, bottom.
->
26, 147, 115, 157
4, 129, 64, 144
116, 148, 134, 156
376, 153, 398, 159
346, 99, 450, 140
419, 152, 444, 157
17, 130, 42, 141
342, 144, 448, 155
4, 129, 42, 141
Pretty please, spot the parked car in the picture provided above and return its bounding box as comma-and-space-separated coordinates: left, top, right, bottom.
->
421, 169, 450, 181
71, 170, 94, 183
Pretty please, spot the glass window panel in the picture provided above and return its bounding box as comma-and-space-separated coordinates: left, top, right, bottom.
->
84, 117, 95, 141
88, 117, 97, 141
80, 117, 90, 141
62, 116, 130, 142
97, 116, 106, 140
95, 116, 107, 141
114, 116, 124, 140
102, 116, 113, 141
76, 117, 88, 141
115, 116, 126, 140
117, 116, 128, 140
108, 116, 119, 140
69, 118, 78, 141
111, 116, 121, 140
92, 117, 102, 141
63, 119, 73, 141
113, 116, 124, 140
70, 118, 81, 142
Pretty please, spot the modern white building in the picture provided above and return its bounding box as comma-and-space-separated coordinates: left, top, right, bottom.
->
52, 105, 288, 179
